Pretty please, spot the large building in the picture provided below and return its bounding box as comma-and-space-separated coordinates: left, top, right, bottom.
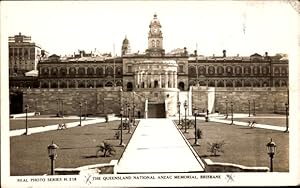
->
10, 14, 289, 116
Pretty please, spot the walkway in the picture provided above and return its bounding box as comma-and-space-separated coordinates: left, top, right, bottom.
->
9, 117, 119, 137
116, 118, 205, 173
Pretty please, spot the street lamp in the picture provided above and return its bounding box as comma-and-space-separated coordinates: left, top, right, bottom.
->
225, 100, 228, 119
253, 99, 256, 116
24, 104, 29, 135
184, 100, 188, 133
285, 103, 289, 133
119, 107, 125, 146
248, 100, 251, 117
193, 108, 199, 146
133, 103, 136, 126
177, 101, 181, 125
79, 102, 82, 126
266, 138, 276, 172
47, 141, 59, 175
230, 102, 233, 125
84, 101, 88, 120
128, 107, 132, 134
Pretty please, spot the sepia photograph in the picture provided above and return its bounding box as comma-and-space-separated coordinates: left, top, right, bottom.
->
1, 0, 300, 187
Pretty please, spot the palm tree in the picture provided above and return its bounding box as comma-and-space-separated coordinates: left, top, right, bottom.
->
96, 142, 116, 157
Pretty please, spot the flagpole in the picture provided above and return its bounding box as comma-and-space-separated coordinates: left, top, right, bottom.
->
113, 43, 116, 87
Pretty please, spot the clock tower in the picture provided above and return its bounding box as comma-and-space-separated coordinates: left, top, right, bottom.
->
146, 13, 165, 56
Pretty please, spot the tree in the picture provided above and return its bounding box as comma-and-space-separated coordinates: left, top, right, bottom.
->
96, 142, 116, 157
207, 141, 225, 156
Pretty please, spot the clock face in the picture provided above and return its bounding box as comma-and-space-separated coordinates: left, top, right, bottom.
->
152, 27, 159, 34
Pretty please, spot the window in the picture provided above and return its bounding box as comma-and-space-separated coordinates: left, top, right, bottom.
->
179, 65, 184, 73
127, 65, 132, 73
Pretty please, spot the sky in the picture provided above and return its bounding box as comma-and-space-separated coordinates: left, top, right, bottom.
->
2, 1, 299, 57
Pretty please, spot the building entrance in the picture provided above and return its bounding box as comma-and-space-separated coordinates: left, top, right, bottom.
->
148, 103, 165, 118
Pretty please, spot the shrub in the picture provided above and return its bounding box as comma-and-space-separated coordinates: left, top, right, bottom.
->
96, 142, 116, 157
207, 141, 225, 156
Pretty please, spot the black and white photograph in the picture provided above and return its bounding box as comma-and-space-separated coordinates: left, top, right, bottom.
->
1, 0, 300, 187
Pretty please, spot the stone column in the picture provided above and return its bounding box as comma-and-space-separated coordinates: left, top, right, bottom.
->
174, 71, 177, 89
137, 72, 140, 88
144, 72, 147, 88
165, 71, 168, 88
159, 73, 162, 88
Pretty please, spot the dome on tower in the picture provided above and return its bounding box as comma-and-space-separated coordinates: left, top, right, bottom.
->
149, 13, 161, 27
122, 36, 129, 45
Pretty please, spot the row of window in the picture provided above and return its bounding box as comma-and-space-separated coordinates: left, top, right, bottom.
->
40, 67, 123, 76
189, 80, 287, 87
40, 80, 123, 88
188, 66, 287, 76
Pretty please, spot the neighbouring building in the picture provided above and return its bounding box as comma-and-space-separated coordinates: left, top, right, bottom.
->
11, 14, 289, 116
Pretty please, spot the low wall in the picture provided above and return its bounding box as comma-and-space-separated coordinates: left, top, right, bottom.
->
203, 159, 269, 172
192, 87, 288, 114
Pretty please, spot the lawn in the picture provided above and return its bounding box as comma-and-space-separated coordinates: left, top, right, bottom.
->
176, 120, 289, 172
10, 120, 136, 176
233, 117, 287, 127
10, 119, 80, 130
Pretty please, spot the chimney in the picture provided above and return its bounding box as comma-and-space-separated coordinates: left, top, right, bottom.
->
223, 50, 226, 57
265, 52, 268, 57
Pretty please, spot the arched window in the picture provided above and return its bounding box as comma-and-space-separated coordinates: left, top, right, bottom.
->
105, 81, 113, 87
226, 66, 232, 74
236, 81, 242, 87
152, 40, 155, 47
244, 67, 251, 75
226, 80, 233, 87
217, 81, 224, 87
235, 66, 241, 75
116, 81, 122, 86
41, 82, 49, 88
59, 81, 67, 88
106, 66, 114, 76
188, 66, 196, 75
262, 81, 269, 87
42, 68, 49, 76
198, 66, 205, 75
208, 67, 215, 75
253, 67, 259, 75
253, 81, 260, 87
208, 81, 215, 87
262, 67, 269, 75
96, 67, 104, 77
244, 80, 251, 87
178, 82, 185, 91
51, 68, 58, 76
51, 81, 58, 88
69, 67, 76, 76
96, 81, 103, 88
59, 67, 67, 76
217, 66, 224, 75
274, 80, 280, 87
126, 82, 133, 91
78, 81, 85, 88
78, 67, 85, 75
281, 80, 287, 87
274, 67, 280, 76
87, 67, 94, 75
69, 80, 76, 88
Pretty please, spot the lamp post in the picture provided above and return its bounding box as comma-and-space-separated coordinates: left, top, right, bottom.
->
177, 101, 181, 125
225, 100, 228, 119
24, 104, 29, 135
56, 99, 60, 117
84, 101, 87, 120
266, 138, 276, 172
184, 100, 188, 133
47, 141, 59, 175
248, 100, 251, 117
128, 107, 132, 134
230, 102, 233, 125
133, 103, 136, 126
61, 99, 64, 117
79, 102, 82, 126
253, 99, 256, 116
119, 107, 125, 146
193, 108, 199, 146
285, 103, 289, 133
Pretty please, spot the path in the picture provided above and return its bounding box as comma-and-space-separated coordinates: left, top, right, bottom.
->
116, 118, 205, 173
